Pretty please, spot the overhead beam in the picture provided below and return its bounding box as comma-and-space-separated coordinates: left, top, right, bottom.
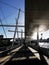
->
0, 24, 25, 27
8, 30, 25, 33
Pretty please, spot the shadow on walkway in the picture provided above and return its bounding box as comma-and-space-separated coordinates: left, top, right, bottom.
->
4, 46, 48, 65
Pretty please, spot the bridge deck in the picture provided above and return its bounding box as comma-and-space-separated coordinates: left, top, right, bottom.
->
0, 45, 48, 65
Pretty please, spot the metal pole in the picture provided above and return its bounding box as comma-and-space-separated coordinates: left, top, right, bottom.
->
8, 30, 25, 33
17, 28, 19, 38
0, 24, 25, 27
12, 9, 20, 47
0, 19, 7, 38
21, 29, 23, 39
37, 25, 39, 46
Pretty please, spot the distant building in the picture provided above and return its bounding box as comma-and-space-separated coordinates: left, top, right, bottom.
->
0, 35, 3, 39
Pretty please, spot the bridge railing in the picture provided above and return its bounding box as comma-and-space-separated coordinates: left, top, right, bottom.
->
0, 44, 21, 57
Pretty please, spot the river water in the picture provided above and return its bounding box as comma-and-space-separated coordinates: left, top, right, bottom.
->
39, 42, 49, 49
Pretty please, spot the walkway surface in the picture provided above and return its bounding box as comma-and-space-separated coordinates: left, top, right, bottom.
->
0, 45, 49, 65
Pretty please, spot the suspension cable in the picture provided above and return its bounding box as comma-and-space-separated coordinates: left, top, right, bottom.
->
0, 19, 7, 38
0, 7, 8, 25
12, 9, 20, 47
0, 1, 24, 13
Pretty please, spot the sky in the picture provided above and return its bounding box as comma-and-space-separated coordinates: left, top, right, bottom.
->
0, 0, 49, 39
0, 0, 25, 38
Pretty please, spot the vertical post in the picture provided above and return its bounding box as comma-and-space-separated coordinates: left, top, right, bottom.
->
0, 19, 7, 38
17, 30, 19, 38
41, 33, 43, 40
37, 25, 39, 46
21, 29, 23, 39
12, 9, 20, 47
21, 29, 23, 45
